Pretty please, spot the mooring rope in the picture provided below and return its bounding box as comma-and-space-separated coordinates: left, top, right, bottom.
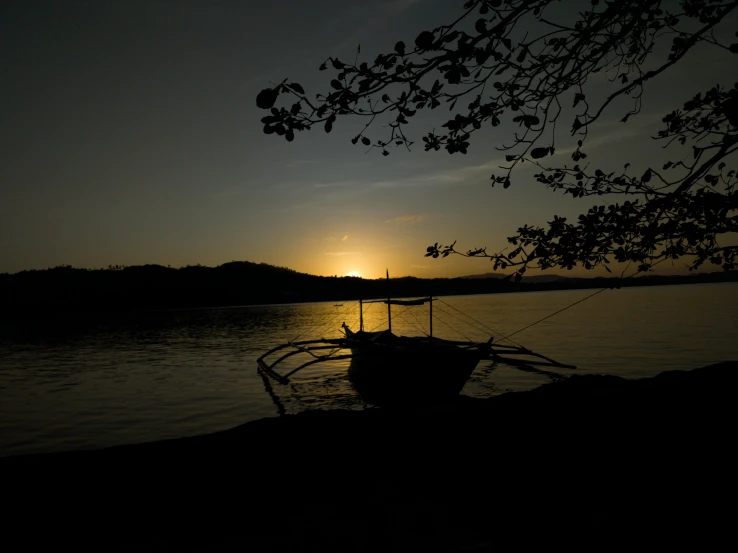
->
409, 309, 429, 336
431, 304, 487, 338
435, 299, 525, 348
432, 311, 475, 342
500, 287, 609, 342
500, 258, 668, 341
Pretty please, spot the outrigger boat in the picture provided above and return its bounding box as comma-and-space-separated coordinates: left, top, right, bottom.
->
257, 273, 576, 406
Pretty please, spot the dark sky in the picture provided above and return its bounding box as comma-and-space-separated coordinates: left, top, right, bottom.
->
2, 0, 735, 278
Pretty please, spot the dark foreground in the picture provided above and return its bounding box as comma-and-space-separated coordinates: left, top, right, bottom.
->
4, 361, 737, 551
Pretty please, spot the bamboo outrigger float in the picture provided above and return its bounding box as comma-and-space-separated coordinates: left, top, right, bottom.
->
257, 272, 575, 406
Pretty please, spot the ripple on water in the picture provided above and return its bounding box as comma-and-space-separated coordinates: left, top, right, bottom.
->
1, 282, 736, 456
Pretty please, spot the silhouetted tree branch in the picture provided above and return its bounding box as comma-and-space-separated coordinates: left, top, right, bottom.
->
257, 0, 738, 276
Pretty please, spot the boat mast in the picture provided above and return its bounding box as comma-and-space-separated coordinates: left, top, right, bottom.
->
386, 269, 391, 333
359, 298, 363, 331
429, 295, 433, 338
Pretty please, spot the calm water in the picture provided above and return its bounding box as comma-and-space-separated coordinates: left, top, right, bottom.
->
1, 282, 736, 457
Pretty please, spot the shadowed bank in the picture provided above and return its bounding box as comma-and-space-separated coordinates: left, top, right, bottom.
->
3, 361, 735, 551
2, 262, 737, 318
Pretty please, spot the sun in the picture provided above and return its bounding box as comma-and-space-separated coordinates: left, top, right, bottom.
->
346, 271, 361, 278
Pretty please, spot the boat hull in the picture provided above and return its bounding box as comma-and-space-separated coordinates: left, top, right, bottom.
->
346, 340, 482, 407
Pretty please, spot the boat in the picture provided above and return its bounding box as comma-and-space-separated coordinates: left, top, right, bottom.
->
257, 272, 576, 407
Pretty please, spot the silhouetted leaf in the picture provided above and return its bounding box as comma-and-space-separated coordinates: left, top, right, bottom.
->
530, 147, 549, 159
287, 83, 305, 95
641, 169, 652, 183
361, 137, 371, 146
330, 80, 342, 90
325, 114, 336, 133
475, 19, 486, 33
285, 130, 294, 142
256, 88, 278, 109
415, 31, 435, 51
395, 41, 405, 55
729, 43, 738, 53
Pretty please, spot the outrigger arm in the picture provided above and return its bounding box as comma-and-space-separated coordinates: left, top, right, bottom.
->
256, 338, 353, 384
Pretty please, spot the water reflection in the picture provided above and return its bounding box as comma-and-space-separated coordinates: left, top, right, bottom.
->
1, 283, 736, 456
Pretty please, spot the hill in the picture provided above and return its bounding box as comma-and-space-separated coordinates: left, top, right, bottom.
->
1, 261, 736, 318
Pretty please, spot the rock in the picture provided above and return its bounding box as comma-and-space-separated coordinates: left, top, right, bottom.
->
2, 361, 736, 551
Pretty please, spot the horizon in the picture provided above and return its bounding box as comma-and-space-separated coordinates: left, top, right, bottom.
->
0, 258, 721, 281
2, 1, 735, 279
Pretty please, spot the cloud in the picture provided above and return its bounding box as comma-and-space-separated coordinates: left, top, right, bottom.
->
324, 251, 361, 256
342, 234, 349, 241
386, 214, 426, 224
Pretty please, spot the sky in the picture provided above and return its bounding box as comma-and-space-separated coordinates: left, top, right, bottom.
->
1, 0, 736, 279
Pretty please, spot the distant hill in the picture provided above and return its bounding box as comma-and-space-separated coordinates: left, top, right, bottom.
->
460, 273, 577, 283
1, 261, 736, 318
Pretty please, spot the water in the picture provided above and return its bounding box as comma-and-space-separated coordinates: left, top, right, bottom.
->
1, 282, 736, 457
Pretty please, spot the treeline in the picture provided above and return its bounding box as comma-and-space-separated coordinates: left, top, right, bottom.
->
0, 261, 736, 318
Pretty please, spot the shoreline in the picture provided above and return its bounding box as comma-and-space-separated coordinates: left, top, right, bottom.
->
2, 269, 736, 320
3, 360, 736, 550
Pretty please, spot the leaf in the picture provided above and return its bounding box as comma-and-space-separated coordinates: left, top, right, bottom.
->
325, 114, 336, 133
415, 31, 435, 51
729, 43, 738, 54
285, 129, 294, 142
256, 88, 278, 110
287, 83, 305, 95
330, 80, 343, 90
530, 147, 549, 159
331, 59, 344, 70
573, 93, 585, 107
475, 19, 486, 33
361, 136, 371, 146
395, 41, 406, 55
641, 169, 652, 183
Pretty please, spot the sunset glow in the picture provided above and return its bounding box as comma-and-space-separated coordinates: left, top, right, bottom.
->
346, 271, 361, 278
1, 1, 730, 279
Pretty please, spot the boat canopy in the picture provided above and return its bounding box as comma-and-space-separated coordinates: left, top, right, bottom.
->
364, 297, 429, 306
